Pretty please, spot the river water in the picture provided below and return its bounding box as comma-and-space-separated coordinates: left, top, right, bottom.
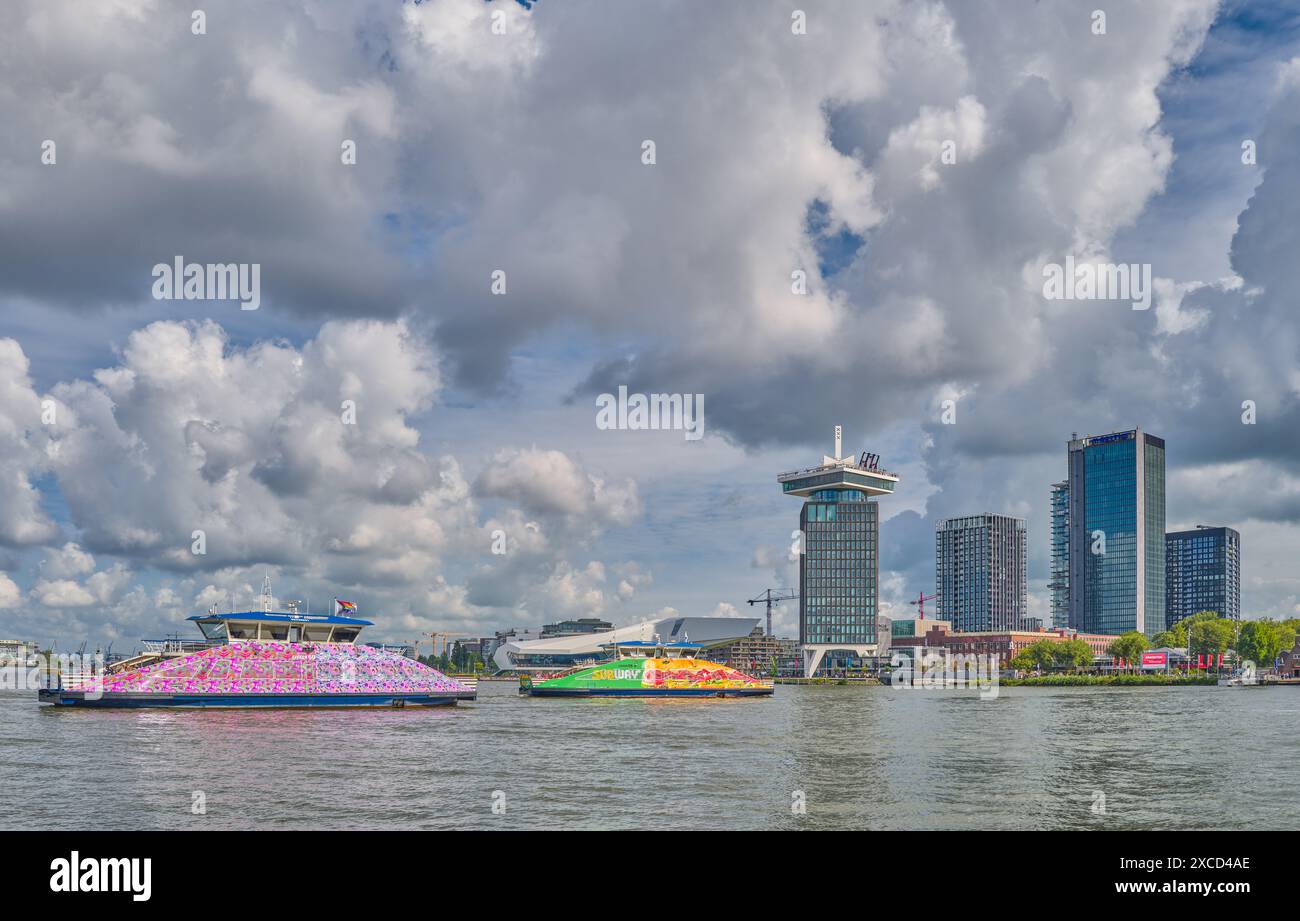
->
3, 682, 1297, 830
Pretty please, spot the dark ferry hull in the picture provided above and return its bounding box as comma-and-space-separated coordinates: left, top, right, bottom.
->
524, 686, 773, 698
38, 689, 476, 708
522, 686, 769, 702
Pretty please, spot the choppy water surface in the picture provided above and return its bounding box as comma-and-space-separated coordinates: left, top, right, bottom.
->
3, 682, 1297, 830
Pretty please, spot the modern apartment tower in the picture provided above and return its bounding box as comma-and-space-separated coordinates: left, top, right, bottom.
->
1066, 429, 1166, 638
778, 426, 899, 677
1166, 526, 1241, 627
935, 514, 1027, 632
1049, 481, 1070, 629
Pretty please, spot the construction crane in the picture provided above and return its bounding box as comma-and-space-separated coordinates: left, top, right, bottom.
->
424, 632, 470, 659
909, 591, 938, 620
747, 588, 798, 637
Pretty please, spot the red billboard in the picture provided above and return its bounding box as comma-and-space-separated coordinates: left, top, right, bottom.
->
1140, 652, 1168, 669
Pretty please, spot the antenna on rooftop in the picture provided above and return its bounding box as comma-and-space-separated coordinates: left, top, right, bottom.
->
260, 571, 273, 614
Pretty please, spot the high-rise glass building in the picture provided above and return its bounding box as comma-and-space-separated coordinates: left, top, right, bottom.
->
778, 427, 898, 677
1049, 481, 1070, 629
1066, 429, 1166, 638
801, 497, 878, 644
1166, 526, 1241, 627
935, 514, 1027, 632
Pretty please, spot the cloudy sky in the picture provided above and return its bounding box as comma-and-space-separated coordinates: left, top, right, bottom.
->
1, 0, 1298, 650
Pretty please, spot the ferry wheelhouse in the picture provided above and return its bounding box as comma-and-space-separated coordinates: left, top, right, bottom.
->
519, 640, 774, 698
39, 609, 476, 709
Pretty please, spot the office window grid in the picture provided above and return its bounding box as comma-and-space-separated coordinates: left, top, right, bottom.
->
800, 493, 878, 646
935, 514, 1026, 633
1143, 439, 1167, 634
1081, 439, 1139, 634
1049, 482, 1070, 629
1067, 430, 1166, 638
1166, 527, 1241, 626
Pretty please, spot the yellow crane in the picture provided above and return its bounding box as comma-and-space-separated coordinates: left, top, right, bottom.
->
424, 631, 471, 659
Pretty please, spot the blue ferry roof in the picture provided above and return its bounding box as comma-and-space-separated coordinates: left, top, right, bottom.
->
187, 611, 374, 627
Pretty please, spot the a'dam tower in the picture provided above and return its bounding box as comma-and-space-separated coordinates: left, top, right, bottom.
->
777, 426, 900, 677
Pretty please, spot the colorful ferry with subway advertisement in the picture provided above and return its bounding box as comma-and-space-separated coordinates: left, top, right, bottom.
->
519, 641, 774, 698
39, 598, 475, 709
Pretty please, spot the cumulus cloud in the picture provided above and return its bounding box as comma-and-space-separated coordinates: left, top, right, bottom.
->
0, 340, 60, 546
475, 448, 640, 526
43, 318, 445, 576
874, 95, 988, 195
0, 573, 22, 609
33, 580, 96, 608
0, 317, 657, 640
0, 0, 1238, 458
40, 543, 96, 580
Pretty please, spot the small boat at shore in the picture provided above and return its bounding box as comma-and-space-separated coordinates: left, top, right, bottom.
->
39, 605, 475, 709
1218, 670, 1261, 687
519, 641, 774, 698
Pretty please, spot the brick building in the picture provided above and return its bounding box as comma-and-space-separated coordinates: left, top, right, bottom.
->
1280, 637, 1300, 679
890, 622, 1113, 668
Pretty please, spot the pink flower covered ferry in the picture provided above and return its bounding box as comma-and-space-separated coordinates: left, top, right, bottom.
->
39, 601, 476, 709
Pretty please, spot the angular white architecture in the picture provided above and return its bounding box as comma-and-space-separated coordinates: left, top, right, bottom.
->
491, 615, 759, 673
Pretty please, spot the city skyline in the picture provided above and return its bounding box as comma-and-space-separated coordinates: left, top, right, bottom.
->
1, 0, 1299, 652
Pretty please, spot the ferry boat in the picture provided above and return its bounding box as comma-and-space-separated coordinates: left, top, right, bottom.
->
38, 604, 476, 709
518, 641, 774, 698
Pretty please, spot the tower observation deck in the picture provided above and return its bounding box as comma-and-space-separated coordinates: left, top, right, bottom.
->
778, 426, 900, 677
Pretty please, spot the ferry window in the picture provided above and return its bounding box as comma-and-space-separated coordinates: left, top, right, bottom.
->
332, 628, 360, 644
288, 627, 302, 643
303, 627, 332, 642
266, 625, 289, 641
228, 623, 257, 640
196, 620, 228, 642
